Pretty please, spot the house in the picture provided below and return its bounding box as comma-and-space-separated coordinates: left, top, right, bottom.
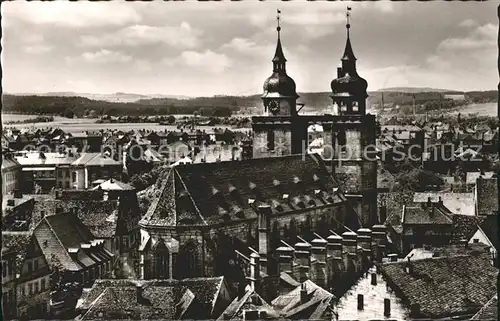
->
91, 178, 135, 200
468, 215, 498, 266
413, 192, 475, 216
71, 153, 122, 189
271, 280, 335, 320
378, 254, 498, 319
475, 177, 498, 216
2, 232, 32, 320
165, 140, 191, 163
76, 277, 232, 320
466, 171, 495, 185
2, 191, 35, 231
217, 286, 279, 320
401, 198, 453, 254
2, 152, 21, 196
14, 232, 52, 319
335, 266, 408, 320
33, 212, 114, 288
15, 151, 78, 193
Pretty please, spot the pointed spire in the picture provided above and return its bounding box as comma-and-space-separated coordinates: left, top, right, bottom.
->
342, 7, 357, 61
272, 9, 287, 68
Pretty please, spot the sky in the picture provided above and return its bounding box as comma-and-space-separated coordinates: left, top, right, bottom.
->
2, 1, 498, 96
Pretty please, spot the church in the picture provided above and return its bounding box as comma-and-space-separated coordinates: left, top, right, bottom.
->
137, 10, 379, 293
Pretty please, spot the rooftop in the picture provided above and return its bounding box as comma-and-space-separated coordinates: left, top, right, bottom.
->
380, 254, 498, 319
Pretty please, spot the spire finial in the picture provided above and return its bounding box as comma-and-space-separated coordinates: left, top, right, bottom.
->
346, 6, 352, 35
277, 9, 282, 35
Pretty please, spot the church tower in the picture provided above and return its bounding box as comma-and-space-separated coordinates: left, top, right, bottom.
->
329, 8, 378, 226
252, 10, 307, 158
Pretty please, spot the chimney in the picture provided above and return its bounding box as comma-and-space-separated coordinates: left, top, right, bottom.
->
357, 294, 364, 310
410, 303, 421, 318
249, 252, 261, 294
405, 257, 413, 274
371, 225, 387, 260
326, 234, 343, 259
438, 196, 443, 206
388, 253, 398, 262
384, 298, 391, 317
276, 246, 294, 274
310, 238, 328, 264
426, 197, 432, 208
300, 282, 308, 304
370, 272, 377, 285
136, 284, 144, 303
294, 242, 311, 282
341, 231, 357, 255
379, 203, 387, 224
356, 228, 372, 253
257, 205, 272, 274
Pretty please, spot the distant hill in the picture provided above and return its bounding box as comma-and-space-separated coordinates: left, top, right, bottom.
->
2, 89, 496, 118
377, 87, 460, 94
5, 92, 192, 103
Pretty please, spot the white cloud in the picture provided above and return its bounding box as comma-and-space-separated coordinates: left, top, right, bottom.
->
437, 23, 496, 51
165, 50, 232, 73
3, 2, 141, 28
221, 38, 272, 57
24, 45, 53, 54
67, 50, 133, 65
459, 19, 477, 28
79, 22, 202, 49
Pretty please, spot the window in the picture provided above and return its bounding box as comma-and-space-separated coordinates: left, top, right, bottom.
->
65, 181, 70, 188
473, 238, 479, 243
34, 259, 39, 271
337, 130, 347, 146
267, 131, 275, 151
34, 281, 39, 293
2, 261, 7, 278
28, 262, 33, 273
29, 283, 33, 295
22, 286, 26, 297
41, 278, 45, 291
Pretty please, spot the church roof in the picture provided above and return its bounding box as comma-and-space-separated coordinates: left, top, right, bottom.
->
140, 154, 354, 228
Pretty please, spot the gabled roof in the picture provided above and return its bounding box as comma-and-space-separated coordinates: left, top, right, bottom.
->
380, 254, 498, 319
141, 154, 352, 228
477, 178, 498, 216
272, 279, 335, 320
33, 213, 112, 271
72, 153, 121, 167
403, 204, 453, 225
471, 294, 498, 320
92, 178, 135, 191
378, 191, 415, 227
451, 214, 486, 244
15, 152, 77, 166
413, 192, 475, 216
217, 288, 279, 321
79, 277, 226, 320
478, 215, 499, 250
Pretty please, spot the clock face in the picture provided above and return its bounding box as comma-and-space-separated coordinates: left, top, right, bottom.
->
269, 100, 280, 115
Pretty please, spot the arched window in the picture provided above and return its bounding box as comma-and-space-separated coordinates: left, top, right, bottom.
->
267, 131, 275, 151
178, 240, 199, 279
153, 240, 169, 279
